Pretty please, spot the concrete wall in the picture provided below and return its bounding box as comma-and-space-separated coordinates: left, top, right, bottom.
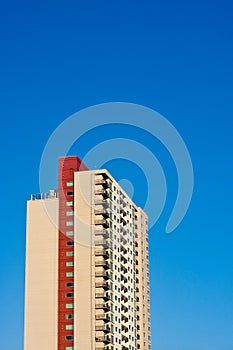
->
24, 199, 58, 350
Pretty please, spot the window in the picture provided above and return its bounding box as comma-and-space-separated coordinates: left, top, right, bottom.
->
66, 241, 74, 246
66, 251, 74, 257
66, 303, 74, 308
66, 314, 74, 319
66, 347, 74, 350
66, 231, 74, 237
66, 261, 74, 267
66, 282, 74, 287
66, 293, 74, 298
66, 211, 73, 216
66, 335, 74, 340
67, 181, 74, 187
66, 221, 74, 226
66, 325, 74, 330
66, 201, 73, 206
66, 272, 74, 277
67, 191, 74, 196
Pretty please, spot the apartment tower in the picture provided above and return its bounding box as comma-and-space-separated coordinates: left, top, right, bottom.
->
24, 156, 151, 350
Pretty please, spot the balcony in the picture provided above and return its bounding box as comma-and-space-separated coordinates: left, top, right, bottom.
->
95, 189, 111, 199
96, 303, 111, 311
95, 270, 111, 280
121, 294, 128, 303
121, 304, 129, 313
95, 218, 110, 228
95, 281, 109, 290
121, 324, 129, 333
95, 229, 111, 238
120, 236, 127, 245
120, 255, 127, 264
95, 293, 111, 301
96, 324, 113, 333
95, 335, 112, 344
95, 200, 111, 208
120, 245, 127, 254
95, 209, 111, 218
121, 274, 127, 284
95, 313, 111, 322
121, 284, 127, 293
95, 240, 111, 248
120, 217, 127, 226
95, 178, 112, 190
95, 249, 110, 259
120, 264, 127, 274
95, 260, 110, 269
121, 314, 129, 323
120, 226, 127, 235
122, 334, 129, 343
120, 197, 127, 207
120, 207, 127, 217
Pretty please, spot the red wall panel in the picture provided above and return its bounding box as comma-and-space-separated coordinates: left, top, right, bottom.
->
58, 156, 88, 350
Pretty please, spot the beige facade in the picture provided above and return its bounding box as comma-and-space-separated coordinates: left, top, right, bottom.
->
24, 198, 58, 350
24, 169, 151, 350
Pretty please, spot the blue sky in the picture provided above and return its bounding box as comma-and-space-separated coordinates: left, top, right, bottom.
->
0, 0, 232, 349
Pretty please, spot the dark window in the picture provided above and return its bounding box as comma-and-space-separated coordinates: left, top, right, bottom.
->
66, 282, 74, 287
66, 314, 74, 319
66, 241, 74, 246
67, 191, 74, 196
66, 293, 74, 298
66, 335, 74, 340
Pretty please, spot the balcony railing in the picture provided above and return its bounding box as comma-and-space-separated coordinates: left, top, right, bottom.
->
95, 335, 112, 344
121, 314, 129, 323
121, 274, 127, 284
120, 245, 127, 254
95, 200, 111, 208
121, 284, 127, 293
95, 313, 111, 322
120, 255, 127, 264
120, 226, 127, 235
95, 209, 111, 218
95, 260, 110, 269
95, 179, 112, 190
95, 281, 109, 290
95, 218, 110, 228
95, 249, 110, 259
31, 190, 58, 200
95, 229, 111, 237
121, 324, 129, 333
96, 303, 111, 311
95, 271, 111, 279
120, 264, 127, 274
120, 236, 127, 245
96, 325, 113, 333
120, 217, 127, 225
95, 293, 111, 301
121, 294, 128, 303
95, 189, 111, 199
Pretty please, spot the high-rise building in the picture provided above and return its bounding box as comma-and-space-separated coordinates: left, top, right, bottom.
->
24, 156, 151, 350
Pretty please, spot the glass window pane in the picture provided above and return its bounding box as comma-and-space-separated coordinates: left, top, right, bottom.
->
66, 325, 74, 330
66, 272, 74, 277
66, 303, 74, 308
66, 221, 74, 226
66, 251, 74, 257
66, 231, 74, 237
